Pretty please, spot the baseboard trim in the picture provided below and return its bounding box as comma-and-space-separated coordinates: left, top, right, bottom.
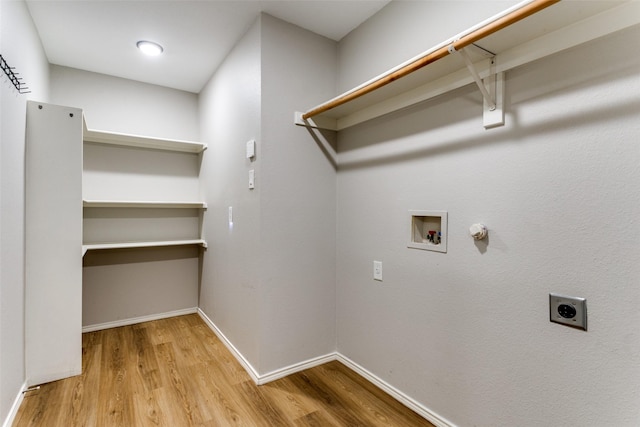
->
2, 381, 27, 427
197, 309, 336, 386
196, 309, 453, 425
196, 308, 261, 383
336, 354, 456, 427
57, 308, 455, 426
257, 352, 337, 385
82, 307, 198, 332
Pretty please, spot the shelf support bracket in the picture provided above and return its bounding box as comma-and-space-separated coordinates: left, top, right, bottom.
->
456, 47, 496, 110
449, 45, 505, 129
482, 63, 505, 129
294, 111, 337, 131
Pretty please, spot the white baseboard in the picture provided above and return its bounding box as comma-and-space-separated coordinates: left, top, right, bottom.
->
12, 308, 452, 427
196, 309, 336, 385
336, 354, 456, 427
2, 381, 26, 427
82, 307, 198, 332
257, 352, 337, 385
196, 308, 261, 383
195, 309, 453, 426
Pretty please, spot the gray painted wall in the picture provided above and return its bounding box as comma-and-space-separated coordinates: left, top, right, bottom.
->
51, 65, 199, 141
335, 2, 640, 425
82, 247, 199, 326
198, 17, 263, 368
0, 0, 50, 420
5, 2, 639, 426
198, 14, 337, 376
50, 67, 201, 328
259, 14, 337, 374
337, 0, 520, 93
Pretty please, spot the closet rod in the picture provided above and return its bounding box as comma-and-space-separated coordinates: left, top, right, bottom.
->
302, 0, 559, 120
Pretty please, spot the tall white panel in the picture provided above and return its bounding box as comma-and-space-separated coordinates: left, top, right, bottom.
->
25, 101, 83, 386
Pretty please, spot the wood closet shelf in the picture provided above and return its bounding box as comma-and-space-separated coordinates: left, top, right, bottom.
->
296, 0, 639, 131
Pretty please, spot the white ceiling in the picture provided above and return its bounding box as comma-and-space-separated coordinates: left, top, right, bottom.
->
26, 0, 390, 93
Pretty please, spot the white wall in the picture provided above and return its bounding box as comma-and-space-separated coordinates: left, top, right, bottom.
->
198, 14, 337, 376
0, 0, 50, 422
335, 2, 640, 426
49, 66, 201, 328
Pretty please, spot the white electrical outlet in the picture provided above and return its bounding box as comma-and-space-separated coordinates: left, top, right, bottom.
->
373, 261, 383, 281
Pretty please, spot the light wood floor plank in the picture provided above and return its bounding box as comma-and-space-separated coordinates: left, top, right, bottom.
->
286, 371, 370, 427
155, 341, 207, 426
314, 361, 431, 426
232, 380, 293, 427
293, 409, 340, 427
259, 378, 322, 421
190, 362, 255, 427
13, 314, 435, 427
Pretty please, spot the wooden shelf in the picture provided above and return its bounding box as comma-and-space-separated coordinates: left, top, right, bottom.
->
83, 200, 207, 209
296, 0, 639, 131
83, 119, 207, 154
82, 239, 208, 256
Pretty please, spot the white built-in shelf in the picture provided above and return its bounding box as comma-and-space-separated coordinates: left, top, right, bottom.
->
83, 119, 207, 154
83, 200, 207, 209
82, 239, 208, 256
296, 0, 639, 131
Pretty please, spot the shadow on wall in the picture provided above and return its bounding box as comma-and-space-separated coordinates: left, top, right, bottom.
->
474, 233, 488, 254
334, 42, 640, 171
300, 126, 338, 170
335, 94, 640, 172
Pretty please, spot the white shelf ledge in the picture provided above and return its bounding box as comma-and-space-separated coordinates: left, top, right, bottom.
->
296, 0, 639, 131
83, 200, 207, 209
83, 119, 207, 154
82, 239, 208, 256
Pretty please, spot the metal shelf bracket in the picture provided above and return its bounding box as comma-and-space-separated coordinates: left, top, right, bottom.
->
449, 45, 505, 129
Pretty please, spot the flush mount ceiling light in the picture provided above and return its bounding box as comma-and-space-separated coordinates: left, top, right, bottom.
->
136, 40, 163, 56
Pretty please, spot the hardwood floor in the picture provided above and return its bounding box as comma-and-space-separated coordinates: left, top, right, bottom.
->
14, 314, 435, 426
